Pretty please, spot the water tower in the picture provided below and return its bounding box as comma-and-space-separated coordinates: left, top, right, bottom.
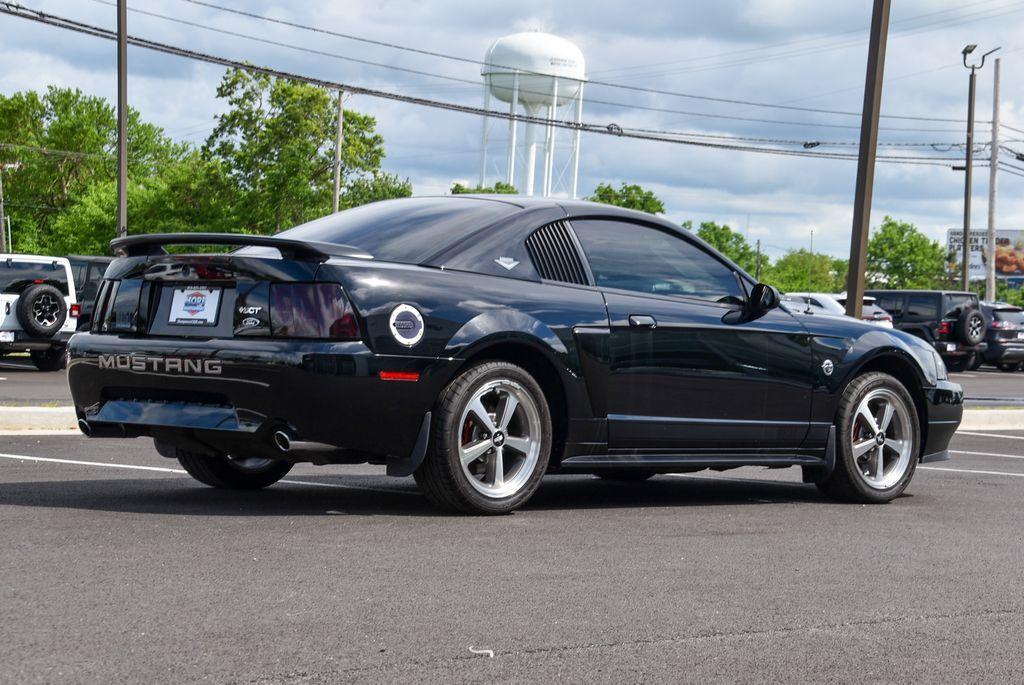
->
479, 32, 587, 197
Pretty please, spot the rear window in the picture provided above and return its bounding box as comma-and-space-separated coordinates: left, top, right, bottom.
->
273, 198, 518, 264
944, 294, 977, 316
994, 308, 1024, 325
0, 260, 69, 295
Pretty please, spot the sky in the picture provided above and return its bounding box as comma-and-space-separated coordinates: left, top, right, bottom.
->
2, 0, 1023, 259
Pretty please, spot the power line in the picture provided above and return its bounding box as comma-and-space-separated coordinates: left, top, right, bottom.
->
82, 0, 981, 134
171, 0, 982, 125
590, 0, 1009, 77
0, 4, 973, 169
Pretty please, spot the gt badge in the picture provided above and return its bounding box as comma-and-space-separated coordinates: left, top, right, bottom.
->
821, 359, 834, 376
389, 304, 424, 347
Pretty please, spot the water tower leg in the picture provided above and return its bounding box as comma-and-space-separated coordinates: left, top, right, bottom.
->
524, 113, 537, 196
478, 87, 491, 188
506, 72, 519, 188
570, 84, 584, 200
542, 78, 559, 197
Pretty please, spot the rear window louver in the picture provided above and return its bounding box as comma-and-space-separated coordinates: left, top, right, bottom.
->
525, 221, 589, 286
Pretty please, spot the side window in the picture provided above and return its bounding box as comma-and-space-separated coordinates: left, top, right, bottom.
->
572, 219, 744, 304
875, 295, 904, 318
906, 295, 939, 320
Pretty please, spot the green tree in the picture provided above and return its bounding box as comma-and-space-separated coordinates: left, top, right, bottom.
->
450, 181, 517, 194
345, 172, 413, 206
765, 249, 848, 293
0, 86, 184, 253
865, 216, 947, 289
689, 221, 758, 274
204, 68, 392, 234
587, 182, 665, 214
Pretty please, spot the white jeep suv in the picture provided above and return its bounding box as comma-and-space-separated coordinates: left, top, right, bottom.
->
0, 254, 79, 370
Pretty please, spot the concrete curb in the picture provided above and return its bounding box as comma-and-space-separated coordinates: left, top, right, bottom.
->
959, 409, 1024, 431
0, 406, 78, 432
1, 405, 1022, 433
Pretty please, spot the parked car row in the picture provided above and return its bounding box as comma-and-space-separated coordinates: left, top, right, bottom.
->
0, 254, 111, 370
780, 289, 1022, 373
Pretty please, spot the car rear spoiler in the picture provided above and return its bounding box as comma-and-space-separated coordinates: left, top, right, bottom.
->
109, 233, 373, 262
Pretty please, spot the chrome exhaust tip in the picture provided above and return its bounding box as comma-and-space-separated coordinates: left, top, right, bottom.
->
273, 430, 292, 452
77, 419, 92, 437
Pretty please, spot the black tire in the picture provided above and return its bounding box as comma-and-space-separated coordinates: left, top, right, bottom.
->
945, 354, 973, 373
30, 347, 66, 371
16, 284, 67, 338
595, 469, 657, 482
957, 308, 986, 346
998, 362, 1022, 373
414, 361, 552, 515
816, 372, 920, 504
176, 449, 292, 489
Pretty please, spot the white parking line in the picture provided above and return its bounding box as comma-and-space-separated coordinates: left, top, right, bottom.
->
920, 466, 1024, 478
958, 431, 1024, 441
951, 449, 1024, 460
0, 452, 185, 473
0, 452, 417, 495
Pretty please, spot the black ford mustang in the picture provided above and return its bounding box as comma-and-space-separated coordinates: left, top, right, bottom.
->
68, 196, 963, 514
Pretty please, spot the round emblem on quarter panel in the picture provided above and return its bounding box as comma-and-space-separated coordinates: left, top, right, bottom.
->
821, 359, 834, 376
388, 304, 425, 347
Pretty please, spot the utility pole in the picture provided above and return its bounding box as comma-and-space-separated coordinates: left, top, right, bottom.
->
844, 0, 891, 320
755, 239, 762, 282
986, 57, 1001, 302
332, 90, 345, 213
808, 228, 814, 291
960, 44, 1000, 292
116, 0, 128, 239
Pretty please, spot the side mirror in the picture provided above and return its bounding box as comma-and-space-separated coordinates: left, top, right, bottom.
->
747, 283, 780, 315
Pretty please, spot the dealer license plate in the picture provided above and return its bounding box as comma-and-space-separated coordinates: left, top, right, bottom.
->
168, 287, 221, 326
0, 331, 13, 343
946, 343, 956, 352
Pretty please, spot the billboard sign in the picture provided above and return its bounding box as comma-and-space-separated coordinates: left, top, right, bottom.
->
946, 229, 1024, 279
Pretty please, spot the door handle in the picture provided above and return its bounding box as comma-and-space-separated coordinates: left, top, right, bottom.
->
628, 314, 657, 329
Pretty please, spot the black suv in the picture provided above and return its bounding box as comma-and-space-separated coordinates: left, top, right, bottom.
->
864, 290, 986, 372
978, 302, 1024, 372
67, 255, 113, 330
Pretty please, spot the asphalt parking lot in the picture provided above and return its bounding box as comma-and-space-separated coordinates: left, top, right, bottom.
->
1, 355, 1022, 406
1, 430, 1023, 683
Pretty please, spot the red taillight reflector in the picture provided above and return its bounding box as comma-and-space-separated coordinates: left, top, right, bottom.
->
69, 304, 81, 318
33, 279, 44, 284
938, 321, 952, 335
379, 370, 420, 382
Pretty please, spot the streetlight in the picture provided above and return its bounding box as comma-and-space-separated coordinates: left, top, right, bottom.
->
959, 43, 999, 292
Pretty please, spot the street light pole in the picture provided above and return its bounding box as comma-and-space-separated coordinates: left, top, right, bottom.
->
959, 44, 999, 292
986, 57, 1001, 302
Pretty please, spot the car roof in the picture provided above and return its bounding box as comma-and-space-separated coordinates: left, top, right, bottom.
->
1, 254, 72, 267
864, 289, 976, 296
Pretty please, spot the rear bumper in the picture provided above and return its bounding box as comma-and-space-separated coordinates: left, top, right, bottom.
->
921, 380, 963, 461
67, 333, 456, 463
0, 331, 72, 352
934, 341, 987, 357
981, 342, 1024, 363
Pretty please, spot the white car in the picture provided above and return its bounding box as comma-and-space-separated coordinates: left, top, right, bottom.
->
0, 254, 79, 370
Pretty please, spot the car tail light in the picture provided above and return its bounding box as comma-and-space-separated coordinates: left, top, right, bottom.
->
70, 304, 81, 318
991, 320, 1016, 330
937, 321, 953, 336
269, 283, 359, 340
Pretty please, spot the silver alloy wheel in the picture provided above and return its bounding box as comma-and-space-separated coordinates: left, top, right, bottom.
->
227, 456, 277, 472
457, 378, 541, 499
33, 293, 60, 327
850, 388, 915, 490
968, 315, 983, 339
